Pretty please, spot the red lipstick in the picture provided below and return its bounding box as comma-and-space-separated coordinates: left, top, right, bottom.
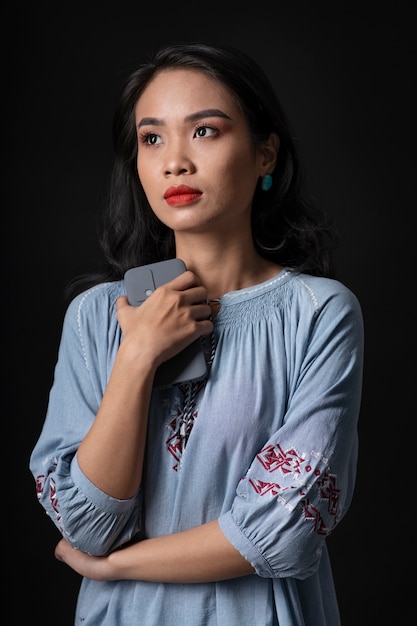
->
163, 185, 202, 207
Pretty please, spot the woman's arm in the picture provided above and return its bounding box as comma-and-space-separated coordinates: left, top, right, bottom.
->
77, 272, 212, 499
55, 519, 255, 583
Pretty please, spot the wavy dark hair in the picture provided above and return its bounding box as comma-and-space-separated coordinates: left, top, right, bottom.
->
66, 41, 338, 299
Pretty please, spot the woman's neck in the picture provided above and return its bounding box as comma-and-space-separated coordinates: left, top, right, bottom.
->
175, 239, 281, 300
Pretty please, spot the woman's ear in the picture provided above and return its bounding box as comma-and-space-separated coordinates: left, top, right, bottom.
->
259, 132, 280, 173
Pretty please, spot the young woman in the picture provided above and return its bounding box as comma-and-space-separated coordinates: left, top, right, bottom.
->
30, 41, 364, 625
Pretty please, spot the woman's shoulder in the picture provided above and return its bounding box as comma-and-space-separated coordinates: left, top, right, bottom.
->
291, 271, 358, 297
289, 271, 363, 318
231, 268, 361, 311
65, 280, 125, 322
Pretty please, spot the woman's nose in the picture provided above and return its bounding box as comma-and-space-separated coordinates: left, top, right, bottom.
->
163, 141, 196, 176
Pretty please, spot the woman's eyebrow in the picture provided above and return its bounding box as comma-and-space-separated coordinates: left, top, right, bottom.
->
137, 109, 232, 129
185, 109, 232, 123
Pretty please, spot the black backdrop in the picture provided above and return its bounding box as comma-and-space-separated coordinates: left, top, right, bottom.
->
3, 2, 415, 624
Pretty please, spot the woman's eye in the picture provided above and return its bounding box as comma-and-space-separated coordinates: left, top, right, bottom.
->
140, 132, 161, 145
148, 133, 162, 145
195, 126, 216, 138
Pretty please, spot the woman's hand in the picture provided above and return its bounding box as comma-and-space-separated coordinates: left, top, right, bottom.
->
55, 538, 113, 581
117, 270, 213, 369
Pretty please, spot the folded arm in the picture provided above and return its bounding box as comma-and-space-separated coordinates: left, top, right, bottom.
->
55, 519, 255, 583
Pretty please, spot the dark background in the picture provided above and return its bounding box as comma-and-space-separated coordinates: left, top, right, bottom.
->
3, 2, 415, 624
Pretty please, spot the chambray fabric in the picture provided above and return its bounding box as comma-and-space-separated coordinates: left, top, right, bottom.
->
30, 268, 364, 625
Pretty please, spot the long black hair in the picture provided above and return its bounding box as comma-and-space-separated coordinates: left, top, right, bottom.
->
66, 41, 338, 299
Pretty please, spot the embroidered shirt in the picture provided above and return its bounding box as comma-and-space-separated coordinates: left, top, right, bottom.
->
30, 268, 364, 625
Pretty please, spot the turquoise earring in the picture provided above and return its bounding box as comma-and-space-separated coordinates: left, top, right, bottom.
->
261, 174, 273, 191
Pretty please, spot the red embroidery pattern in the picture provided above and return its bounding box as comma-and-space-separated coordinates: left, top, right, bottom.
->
166, 414, 185, 472
165, 381, 204, 471
257, 444, 306, 476
162, 334, 213, 469
302, 502, 329, 534
302, 470, 340, 535
317, 469, 339, 515
302, 469, 339, 536
35, 463, 62, 524
49, 476, 62, 522
249, 479, 290, 496
35, 474, 46, 500
251, 444, 340, 536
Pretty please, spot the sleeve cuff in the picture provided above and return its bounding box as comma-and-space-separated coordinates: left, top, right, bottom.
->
218, 511, 276, 578
71, 453, 140, 514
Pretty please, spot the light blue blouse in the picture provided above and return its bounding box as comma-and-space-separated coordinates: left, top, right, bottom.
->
30, 268, 364, 625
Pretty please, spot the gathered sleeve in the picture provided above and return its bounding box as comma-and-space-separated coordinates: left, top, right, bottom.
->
29, 283, 142, 555
218, 280, 364, 580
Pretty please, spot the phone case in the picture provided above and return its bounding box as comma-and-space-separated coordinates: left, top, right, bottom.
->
124, 259, 208, 388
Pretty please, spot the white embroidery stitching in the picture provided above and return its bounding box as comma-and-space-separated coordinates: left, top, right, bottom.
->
76, 284, 111, 371
295, 276, 319, 312
226, 270, 290, 301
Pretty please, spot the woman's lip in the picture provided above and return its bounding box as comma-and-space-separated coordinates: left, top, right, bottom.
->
163, 184, 202, 199
165, 193, 202, 207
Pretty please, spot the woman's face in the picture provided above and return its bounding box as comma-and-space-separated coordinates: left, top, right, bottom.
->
134, 68, 268, 237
